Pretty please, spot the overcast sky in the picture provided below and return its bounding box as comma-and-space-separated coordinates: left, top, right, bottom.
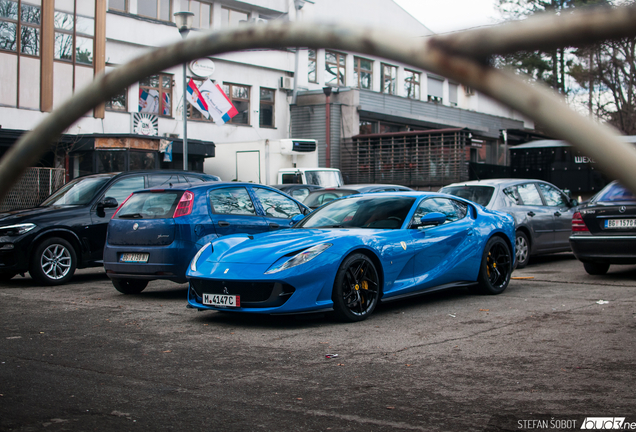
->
393, 0, 503, 34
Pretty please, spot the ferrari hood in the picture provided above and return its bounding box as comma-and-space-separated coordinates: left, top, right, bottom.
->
207, 229, 363, 264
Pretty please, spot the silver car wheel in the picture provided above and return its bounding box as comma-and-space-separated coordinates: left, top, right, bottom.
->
515, 235, 528, 264
41, 243, 72, 280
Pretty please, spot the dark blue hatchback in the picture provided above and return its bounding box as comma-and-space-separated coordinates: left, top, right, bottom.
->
103, 182, 309, 294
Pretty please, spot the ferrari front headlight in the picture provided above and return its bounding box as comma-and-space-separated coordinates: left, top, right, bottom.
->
265, 243, 332, 274
190, 242, 212, 272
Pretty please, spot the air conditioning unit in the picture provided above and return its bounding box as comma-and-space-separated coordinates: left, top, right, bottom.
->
280, 76, 294, 91
280, 139, 317, 155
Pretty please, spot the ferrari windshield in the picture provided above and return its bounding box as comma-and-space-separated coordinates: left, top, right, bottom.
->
297, 196, 415, 229
40, 176, 112, 206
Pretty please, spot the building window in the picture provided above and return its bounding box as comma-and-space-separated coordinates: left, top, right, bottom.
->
106, 87, 127, 112
308, 49, 316, 83
108, 0, 127, 12
354, 57, 372, 90
404, 70, 420, 99
54, 3, 95, 65
0, 0, 41, 56
181, 0, 211, 29
427, 76, 444, 103
259, 87, 275, 128
221, 7, 248, 28
381, 63, 397, 95
222, 83, 249, 125
187, 77, 212, 122
325, 50, 345, 87
137, 0, 172, 21
139, 74, 172, 117
449, 82, 458, 106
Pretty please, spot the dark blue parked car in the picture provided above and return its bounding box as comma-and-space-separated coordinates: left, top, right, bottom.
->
103, 182, 310, 294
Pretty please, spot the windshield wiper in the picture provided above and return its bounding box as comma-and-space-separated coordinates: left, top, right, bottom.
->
118, 213, 144, 219
315, 224, 346, 228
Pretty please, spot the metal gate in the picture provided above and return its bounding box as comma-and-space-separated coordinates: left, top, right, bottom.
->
340, 129, 470, 188
0, 167, 65, 211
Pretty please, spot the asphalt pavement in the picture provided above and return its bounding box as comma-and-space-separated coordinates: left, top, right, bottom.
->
1, 253, 635, 431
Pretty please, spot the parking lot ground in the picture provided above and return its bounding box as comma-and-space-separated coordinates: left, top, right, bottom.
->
1, 253, 635, 431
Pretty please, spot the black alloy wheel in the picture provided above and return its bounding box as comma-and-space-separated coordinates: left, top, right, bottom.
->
112, 279, 149, 294
332, 253, 380, 322
475, 236, 512, 295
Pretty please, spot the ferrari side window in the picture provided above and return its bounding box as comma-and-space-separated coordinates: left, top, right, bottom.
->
253, 188, 302, 219
411, 198, 466, 228
208, 187, 257, 216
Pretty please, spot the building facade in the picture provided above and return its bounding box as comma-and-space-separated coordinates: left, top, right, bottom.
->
0, 0, 539, 189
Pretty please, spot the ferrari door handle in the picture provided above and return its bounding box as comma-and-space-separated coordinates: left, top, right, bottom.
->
218, 221, 230, 227
527, 211, 536, 217
269, 223, 280, 229
554, 211, 562, 217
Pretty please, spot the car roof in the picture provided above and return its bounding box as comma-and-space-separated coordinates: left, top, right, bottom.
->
441, 178, 548, 188
142, 182, 294, 192
72, 170, 217, 181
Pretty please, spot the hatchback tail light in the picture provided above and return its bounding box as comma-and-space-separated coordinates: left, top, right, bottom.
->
571, 211, 589, 232
173, 191, 194, 218
111, 193, 134, 219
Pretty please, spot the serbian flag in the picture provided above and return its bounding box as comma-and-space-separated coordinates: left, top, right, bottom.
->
186, 79, 210, 119
199, 79, 239, 124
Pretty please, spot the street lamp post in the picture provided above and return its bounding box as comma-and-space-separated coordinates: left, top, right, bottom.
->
174, 11, 194, 171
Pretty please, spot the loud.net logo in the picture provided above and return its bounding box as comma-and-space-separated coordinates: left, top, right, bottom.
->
580, 418, 635, 430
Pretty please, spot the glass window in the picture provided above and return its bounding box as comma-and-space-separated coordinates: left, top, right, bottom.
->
381, 63, 397, 95
129, 151, 157, 171
181, 0, 211, 29
106, 87, 127, 112
54, 3, 93, 65
209, 187, 257, 215
537, 183, 568, 206
517, 183, 544, 205
428, 76, 443, 103
354, 57, 372, 90
41, 176, 111, 206
290, 188, 310, 202
108, 0, 127, 12
221, 7, 248, 28
187, 78, 212, 122
103, 176, 146, 205
308, 49, 316, 83
139, 73, 172, 117
449, 82, 458, 106
439, 185, 495, 207
404, 70, 420, 99
115, 192, 180, 219
259, 87, 275, 128
595, 182, 636, 202
325, 51, 345, 87
0, 0, 41, 55
148, 174, 184, 187
97, 151, 126, 173
253, 188, 301, 219
222, 83, 249, 125
411, 198, 467, 228
502, 186, 522, 206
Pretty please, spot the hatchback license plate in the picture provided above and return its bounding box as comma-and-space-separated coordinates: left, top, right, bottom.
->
203, 294, 240, 308
605, 219, 636, 229
120, 253, 149, 263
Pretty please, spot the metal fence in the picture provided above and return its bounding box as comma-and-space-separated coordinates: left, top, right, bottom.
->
340, 129, 470, 188
0, 167, 65, 211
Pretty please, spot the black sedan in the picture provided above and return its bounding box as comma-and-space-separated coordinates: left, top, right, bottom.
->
0, 170, 218, 285
570, 181, 636, 275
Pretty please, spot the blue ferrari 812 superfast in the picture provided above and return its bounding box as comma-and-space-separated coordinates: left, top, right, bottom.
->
187, 192, 515, 322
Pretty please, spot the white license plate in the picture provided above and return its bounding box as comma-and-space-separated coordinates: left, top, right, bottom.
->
120, 253, 149, 263
203, 293, 240, 308
605, 219, 636, 229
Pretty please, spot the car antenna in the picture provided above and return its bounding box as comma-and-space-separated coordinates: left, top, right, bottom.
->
470, 164, 481, 182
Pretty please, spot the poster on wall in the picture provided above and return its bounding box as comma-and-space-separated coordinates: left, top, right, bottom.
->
133, 113, 159, 136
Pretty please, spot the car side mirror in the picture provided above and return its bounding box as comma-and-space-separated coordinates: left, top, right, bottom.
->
416, 212, 447, 229
98, 197, 119, 209
290, 214, 305, 225
570, 198, 578, 207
